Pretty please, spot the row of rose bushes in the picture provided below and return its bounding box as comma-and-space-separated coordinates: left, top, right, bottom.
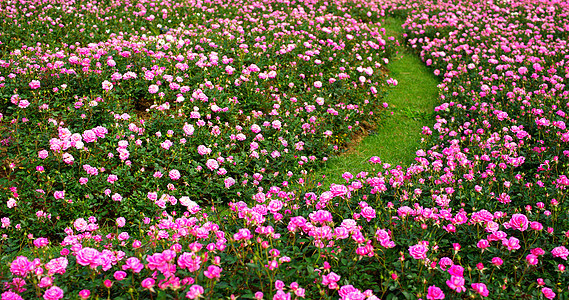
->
0, 0, 396, 245
3, 0, 569, 299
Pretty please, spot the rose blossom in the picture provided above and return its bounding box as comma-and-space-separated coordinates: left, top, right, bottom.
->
426, 285, 445, 300
169, 169, 181, 180
408, 243, 428, 260
552, 246, 569, 260
43, 286, 63, 300
509, 214, 529, 231
471, 283, 489, 297
29, 80, 41, 89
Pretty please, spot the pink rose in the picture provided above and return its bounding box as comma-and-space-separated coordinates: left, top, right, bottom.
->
552, 246, 569, 260
33, 237, 49, 248
148, 84, 159, 94
169, 169, 181, 180
38, 150, 49, 159
492, 257, 503, 267
426, 285, 445, 300
531, 221, 543, 231
75, 247, 101, 268
43, 286, 63, 300
186, 285, 204, 299
224, 177, 235, 188
183, 123, 195, 136
102, 80, 113, 91
2, 291, 24, 300
92, 126, 108, 138
446, 275, 466, 293
542, 287, 556, 300
477, 239, 489, 250
29, 80, 41, 90
82, 130, 97, 143
361, 206, 376, 221
116, 217, 125, 227
448, 265, 464, 277
122, 257, 144, 273
114, 271, 127, 281
439, 257, 453, 270
502, 237, 521, 251
18, 100, 30, 108
526, 254, 539, 265
206, 159, 219, 170
54, 191, 65, 200
197, 145, 210, 155
509, 214, 529, 231
10, 256, 33, 277
408, 244, 428, 260
203, 265, 222, 279
178, 253, 202, 272
471, 283, 489, 297
79, 290, 90, 299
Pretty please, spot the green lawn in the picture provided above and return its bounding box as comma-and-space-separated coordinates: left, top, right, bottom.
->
311, 17, 440, 189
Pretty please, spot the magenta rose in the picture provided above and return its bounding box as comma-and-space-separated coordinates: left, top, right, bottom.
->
43, 286, 63, 300
408, 244, 428, 260
509, 214, 529, 231
426, 285, 445, 300
552, 246, 569, 260
75, 247, 101, 268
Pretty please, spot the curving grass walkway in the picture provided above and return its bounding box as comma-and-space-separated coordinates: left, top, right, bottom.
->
312, 17, 440, 188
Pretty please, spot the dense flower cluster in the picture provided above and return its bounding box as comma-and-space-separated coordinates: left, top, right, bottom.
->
1, 0, 569, 298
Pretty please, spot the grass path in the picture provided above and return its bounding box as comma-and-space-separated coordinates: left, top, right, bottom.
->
311, 17, 440, 188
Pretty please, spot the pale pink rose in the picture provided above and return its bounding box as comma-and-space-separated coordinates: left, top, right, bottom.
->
29, 80, 41, 89
148, 84, 159, 94
18, 100, 30, 108
116, 217, 126, 227
183, 123, 195, 136
82, 130, 97, 143
38, 150, 49, 159
92, 126, 108, 138
102, 80, 113, 91
197, 145, 210, 155
206, 159, 219, 170
224, 177, 235, 188
54, 191, 65, 200
169, 169, 181, 180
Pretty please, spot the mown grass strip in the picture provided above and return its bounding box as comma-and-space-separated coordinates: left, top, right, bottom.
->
311, 17, 440, 188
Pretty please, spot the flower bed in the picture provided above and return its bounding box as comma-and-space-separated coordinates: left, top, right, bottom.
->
1, 0, 569, 299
